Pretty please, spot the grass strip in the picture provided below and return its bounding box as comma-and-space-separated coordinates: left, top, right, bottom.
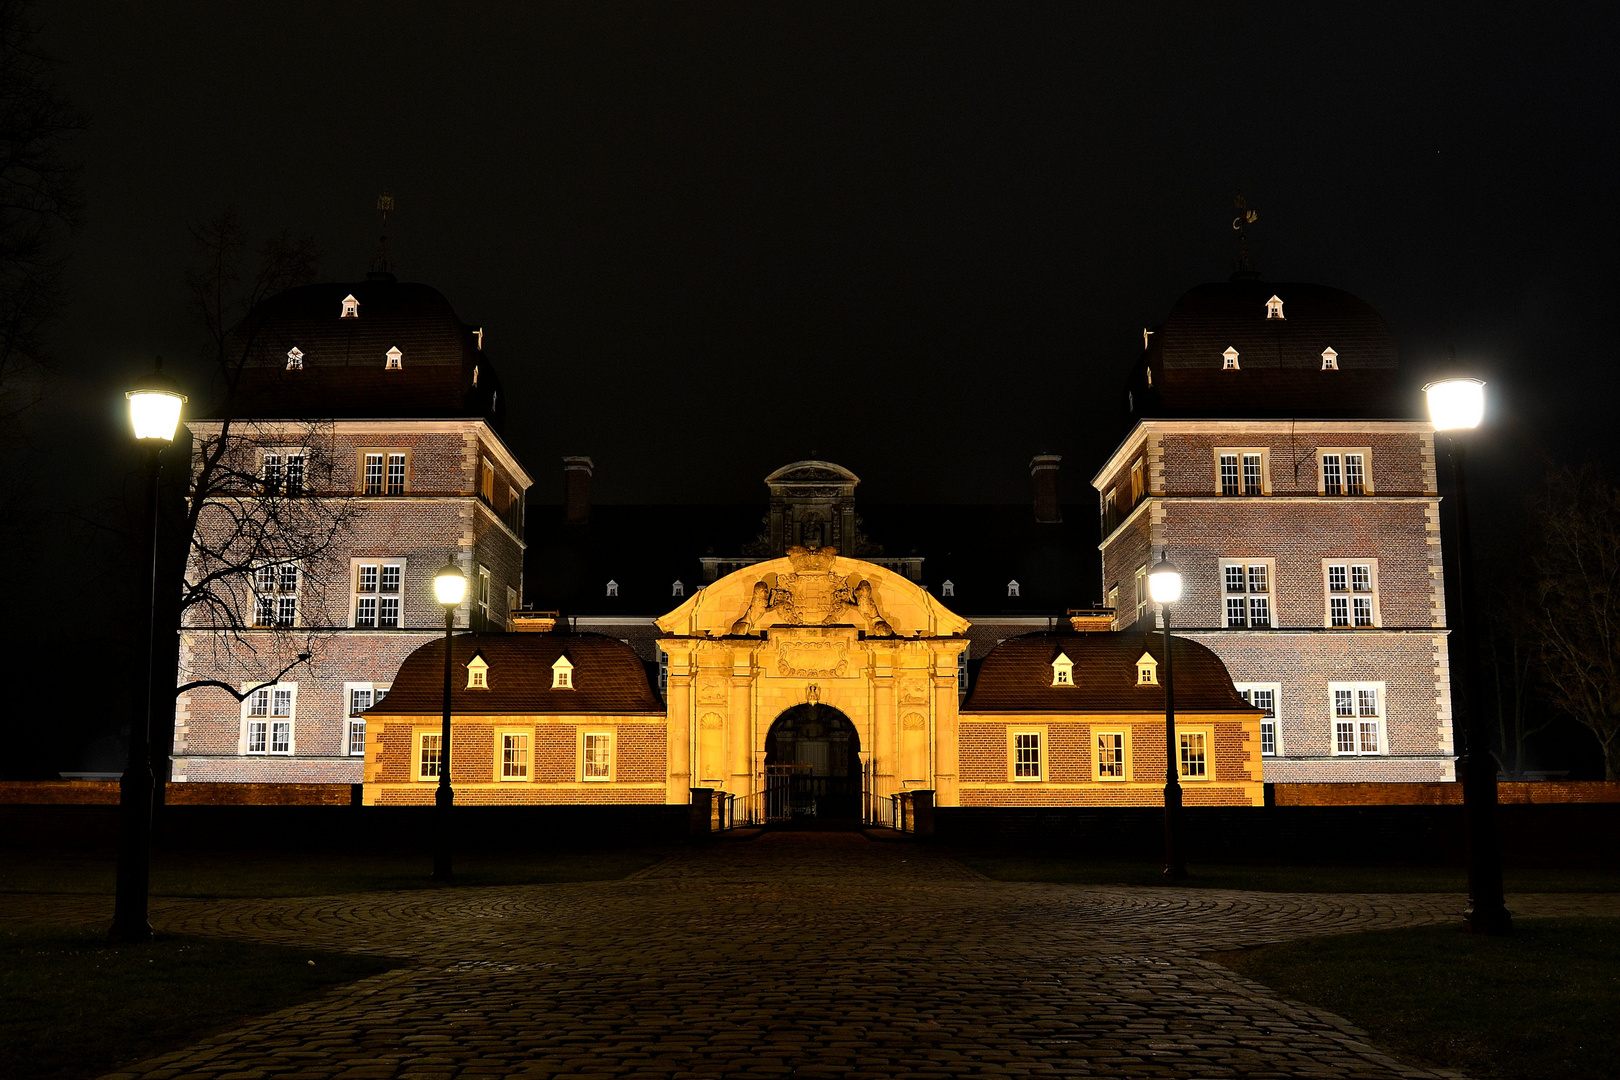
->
1215, 917, 1620, 1080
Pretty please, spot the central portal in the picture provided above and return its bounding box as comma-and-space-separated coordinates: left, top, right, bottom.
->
765, 703, 862, 821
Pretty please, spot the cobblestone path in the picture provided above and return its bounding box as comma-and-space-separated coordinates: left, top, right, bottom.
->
21, 832, 1616, 1078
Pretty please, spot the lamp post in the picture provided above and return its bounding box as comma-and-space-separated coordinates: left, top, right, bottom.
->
1148, 556, 1186, 881
431, 561, 467, 880
1424, 375, 1511, 935
112, 359, 187, 942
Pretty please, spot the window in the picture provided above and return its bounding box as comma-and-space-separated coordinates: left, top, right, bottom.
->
1012, 732, 1042, 780
1096, 732, 1126, 779
363, 454, 384, 495
501, 733, 530, 780
605, 580, 618, 597
1321, 347, 1338, 371
1179, 731, 1208, 778
582, 732, 611, 780
1136, 652, 1158, 685
418, 733, 442, 780
1107, 585, 1119, 617
1266, 295, 1284, 319
1220, 454, 1239, 496
1320, 450, 1370, 495
552, 655, 574, 689
1130, 458, 1145, 503
385, 346, 402, 369
1236, 683, 1280, 757
252, 563, 298, 627
670, 580, 685, 598
353, 559, 405, 628
477, 566, 491, 626
480, 457, 495, 503
341, 294, 359, 318
262, 453, 282, 493
941, 580, 954, 597
1214, 448, 1268, 495
1220, 559, 1272, 628
387, 453, 406, 495
244, 683, 294, 755
1007, 580, 1020, 598
1051, 652, 1074, 686
467, 654, 488, 689
506, 586, 519, 631
658, 649, 670, 698
344, 683, 382, 757
284, 454, 304, 497
1223, 346, 1240, 370
1134, 565, 1149, 623
956, 644, 969, 698
1324, 560, 1379, 628
286, 346, 304, 370
1242, 454, 1263, 495
1331, 682, 1385, 755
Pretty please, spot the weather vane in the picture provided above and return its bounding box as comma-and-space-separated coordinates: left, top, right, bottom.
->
1231, 194, 1260, 279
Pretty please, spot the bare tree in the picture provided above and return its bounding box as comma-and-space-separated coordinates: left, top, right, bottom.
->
0, 0, 84, 421
1482, 584, 1555, 778
1525, 465, 1620, 780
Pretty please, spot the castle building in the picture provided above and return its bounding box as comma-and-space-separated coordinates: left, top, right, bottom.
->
173, 278, 533, 783
1093, 279, 1454, 782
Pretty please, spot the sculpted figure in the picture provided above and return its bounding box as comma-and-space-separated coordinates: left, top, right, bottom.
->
854, 580, 894, 636
731, 579, 797, 633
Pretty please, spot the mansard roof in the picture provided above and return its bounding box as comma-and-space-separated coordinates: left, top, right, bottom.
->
201, 280, 506, 428
1127, 279, 1410, 422
962, 631, 1257, 714
370, 632, 662, 715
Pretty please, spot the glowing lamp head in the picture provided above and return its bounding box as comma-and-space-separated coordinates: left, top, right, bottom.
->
1424, 376, 1485, 432
1147, 557, 1183, 605
126, 359, 187, 443
433, 562, 467, 607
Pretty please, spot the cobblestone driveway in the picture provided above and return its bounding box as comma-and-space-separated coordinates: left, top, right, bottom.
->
38, 832, 1618, 1078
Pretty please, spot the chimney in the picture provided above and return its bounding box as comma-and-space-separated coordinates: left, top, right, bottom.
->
1031, 454, 1062, 523
563, 456, 593, 525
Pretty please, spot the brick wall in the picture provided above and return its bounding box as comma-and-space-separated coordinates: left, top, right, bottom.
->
1159, 429, 1435, 497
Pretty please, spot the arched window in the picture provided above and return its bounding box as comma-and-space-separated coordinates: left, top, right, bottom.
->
1007, 580, 1020, 597
286, 347, 303, 370
605, 580, 618, 597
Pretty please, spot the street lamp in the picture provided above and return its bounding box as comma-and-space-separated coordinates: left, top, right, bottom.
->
112, 358, 187, 942
1424, 374, 1511, 935
431, 561, 466, 880
1147, 556, 1186, 881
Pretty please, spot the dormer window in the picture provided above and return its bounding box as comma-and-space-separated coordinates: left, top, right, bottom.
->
1222, 347, 1240, 370
672, 580, 685, 597
466, 653, 489, 689
1007, 580, 1020, 598
606, 580, 618, 597
552, 654, 574, 690
1136, 652, 1159, 686
942, 580, 955, 597
341, 295, 359, 318
286, 347, 303, 370
385, 346, 402, 370
1051, 652, 1074, 687
1266, 295, 1285, 320
1321, 347, 1339, 371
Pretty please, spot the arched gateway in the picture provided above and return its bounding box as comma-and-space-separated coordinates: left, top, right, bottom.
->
655, 546, 970, 815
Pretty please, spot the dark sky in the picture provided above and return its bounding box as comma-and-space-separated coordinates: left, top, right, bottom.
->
33, 1, 1620, 513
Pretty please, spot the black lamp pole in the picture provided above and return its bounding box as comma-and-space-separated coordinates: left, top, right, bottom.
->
1443, 434, 1511, 934
1161, 601, 1186, 880
433, 602, 455, 879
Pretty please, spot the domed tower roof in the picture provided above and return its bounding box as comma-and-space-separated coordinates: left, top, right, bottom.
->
202, 279, 506, 429
1126, 279, 1408, 421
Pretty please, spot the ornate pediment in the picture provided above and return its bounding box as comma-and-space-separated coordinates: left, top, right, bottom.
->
729, 546, 896, 635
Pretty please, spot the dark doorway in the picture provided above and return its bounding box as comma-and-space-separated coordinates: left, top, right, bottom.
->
764, 704, 862, 822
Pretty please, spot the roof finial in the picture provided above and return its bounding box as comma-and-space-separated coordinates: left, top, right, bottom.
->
1230, 194, 1260, 281
369, 190, 396, 281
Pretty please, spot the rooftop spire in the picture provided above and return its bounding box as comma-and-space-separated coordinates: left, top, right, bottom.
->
368, 190, 396, 281
1229, 194, 1260, 280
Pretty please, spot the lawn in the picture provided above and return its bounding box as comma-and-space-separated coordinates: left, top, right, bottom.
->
0, 928, 397, 1080
0, 848, 666, 898
1217, 917, 1620, 1080
954, 853, 1620, 893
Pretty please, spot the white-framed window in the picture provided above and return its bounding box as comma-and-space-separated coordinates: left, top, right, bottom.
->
552, 655, 574, 689
658, 649, 670, 698
1130, 458, 1145, 503
479, 457, 495, 503
606, 580, 618, 597
363, 453, 384, 495
1215, 448, 1268, 495
243, 683, 295, 755
1321, 347, 1338, 370
1051, 652, 1074, 686
1330, 682, 1386, 755
341, 294, 359, 318
1266, 295, 1284, 319
1096, 731, 1126, 779
262, 451, 306, 496
1010, 730, 1044, 781
1324, 559, 1379, 628
477, 566, 492, 625
252, 563, 298, 627
344, 682, 385, 757
1222, 346, 1240, 370
957, 644, 969, 698
672, 580, 685, 597
1220, 558, 1273, 628
467, 654, 489, 689
1235, 682, 1280, 756
1134, 564, 1149, 623
418, 732, 442, 780
262, 452, 282, 493
941, 580, 955, 597
1107, 585, 1119, 620
352, 558, 406, 628
286, 346, 304, 370
500, 732, 530, 780
1319, 449, 1371, 495
1179, 730, 1209, 778
1007, 580, 1020, 597
582, 732, 612, 781
387, 453, 406, 495
1136, 651, 1158, 685
385, 346, 402, 370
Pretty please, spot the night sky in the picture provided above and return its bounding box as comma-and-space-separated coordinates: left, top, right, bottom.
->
4, 3, 1617, 770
